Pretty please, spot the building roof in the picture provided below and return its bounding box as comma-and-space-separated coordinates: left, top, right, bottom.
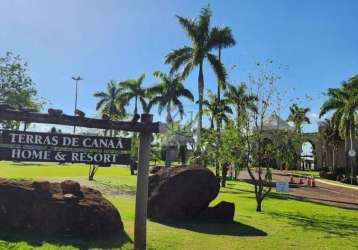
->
263, 113, 293, 131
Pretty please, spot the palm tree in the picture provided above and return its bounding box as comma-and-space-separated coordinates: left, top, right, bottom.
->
148, 71, 194, 123
149, 71, 194, 167
225, 83, 257, 128
93, 80, 126, 136
320, 118, 343, 171
202, 90, 232, 129
119, 74, 148, 115
287, 104, 311, 134
210, 26, 236, 129
165, 5, 227, 149
320, 75, 358, 183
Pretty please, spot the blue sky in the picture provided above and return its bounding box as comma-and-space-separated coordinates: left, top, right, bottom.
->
1, 0, 357, 134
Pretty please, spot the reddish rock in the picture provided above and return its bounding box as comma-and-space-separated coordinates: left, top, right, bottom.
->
33, 181, 51, 192
0, 178, 123, 238
199, 201, 235, 221
148, 167, 220, 220
60, 180, 81, 195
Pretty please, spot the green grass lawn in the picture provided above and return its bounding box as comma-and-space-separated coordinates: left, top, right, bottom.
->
0, 162, 357, 250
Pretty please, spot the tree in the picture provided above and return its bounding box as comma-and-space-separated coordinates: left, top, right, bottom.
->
148, 71, 194, 123
225, 83, 258, 129
240, 61, 282, 212
149, 71, 194, 167
320, 75, 358, 183
287, 103, 311, 134
320, 118, 343, 171
165, 5, 227, 149
93, 81, 126, 136
202, 89, 233, 176
202, 90, 232, 129
210, 26, 236, 112
202, 121, 242, 187
119, 74, 148, 115
211, 26, 236, 178
0, 52, 42, 130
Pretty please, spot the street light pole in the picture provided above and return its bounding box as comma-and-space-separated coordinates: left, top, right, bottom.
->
72, 76, 83, 134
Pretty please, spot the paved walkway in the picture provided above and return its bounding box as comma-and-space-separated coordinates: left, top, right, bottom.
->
238, 170, 358, 209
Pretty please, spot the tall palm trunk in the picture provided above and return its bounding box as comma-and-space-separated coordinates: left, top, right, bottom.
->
236, 105, 241, 128
166, 103, 172, 123
215, 47, 222, 176
134, 96, 138, 115
165, 103, 172, 168
197, 61, 204, 153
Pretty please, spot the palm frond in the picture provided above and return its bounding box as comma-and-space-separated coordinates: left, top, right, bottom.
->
207, 53, 227, 82
176, 16, 198, 43
208, 26, 236, 50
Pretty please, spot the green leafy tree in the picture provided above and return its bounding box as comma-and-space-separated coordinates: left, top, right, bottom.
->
225, 83, 257, 129
287, 103, 311, 134
202, 90, 232, 129
165, 5, 227, 149
202, 122, 242, 187
202, 89, 233, 175
320, 118, 343, 171
211, 26, 235, 145
119, 74, 148, 115
241, 61, 282, 212
149, 71, 194, 167
0, 52, 42, 130
94, 81, 126, 118
94, 81, 126, 136
148, 71, 194, 123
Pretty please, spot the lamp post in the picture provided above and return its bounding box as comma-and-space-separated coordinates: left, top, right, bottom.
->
72, 76, 83, 134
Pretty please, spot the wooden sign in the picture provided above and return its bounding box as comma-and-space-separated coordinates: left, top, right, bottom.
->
0, 130, 131, 165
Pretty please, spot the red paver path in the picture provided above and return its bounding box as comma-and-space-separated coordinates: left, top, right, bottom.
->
238, 170, 358, 209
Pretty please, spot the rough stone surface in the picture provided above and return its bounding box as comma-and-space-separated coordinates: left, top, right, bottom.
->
148, 167, 221, 220
149, 166, 162, 174
0, 178, 124, 238
60, 180, 81, 196
199, 201, 235, 221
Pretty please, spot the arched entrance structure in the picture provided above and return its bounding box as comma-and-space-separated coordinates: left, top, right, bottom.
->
262, 114, 320, 170
300, 133, 318, 170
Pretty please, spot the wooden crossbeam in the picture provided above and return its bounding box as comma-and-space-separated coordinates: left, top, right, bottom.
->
0, 109, 165, 133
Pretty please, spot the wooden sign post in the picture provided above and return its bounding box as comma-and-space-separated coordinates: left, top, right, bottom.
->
134, 114, 153, 250
0, 107, 166, 250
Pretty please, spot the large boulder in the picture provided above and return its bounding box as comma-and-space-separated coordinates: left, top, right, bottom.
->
0, 178, 123, 238
199, 201, 235, 221
148, 167, 220, 220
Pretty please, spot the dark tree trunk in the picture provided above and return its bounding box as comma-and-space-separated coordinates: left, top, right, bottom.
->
215, 47, 222, 179
134, 96, 138, 115
221, 163, 228, 187
197, 62, 204, 152
165, 104, 172, 168
179, 145, 187, 166
256, 198, 262, 212
165, 145, 171, 168
88, 165, 98, 181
